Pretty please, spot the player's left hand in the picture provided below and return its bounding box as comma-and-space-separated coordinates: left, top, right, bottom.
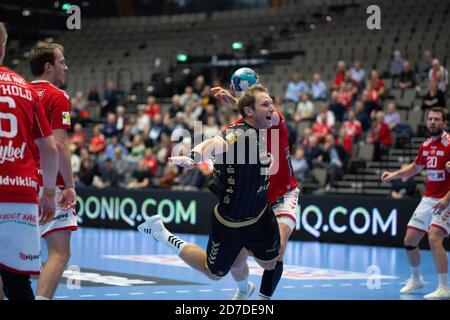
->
446, 161, 450, 173
60, 187, 77, 211
432, 197, 450, 215
211, 87, 237, 108
169, 156, 195, 169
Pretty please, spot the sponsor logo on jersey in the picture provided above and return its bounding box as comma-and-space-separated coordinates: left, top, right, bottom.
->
0, 141, 26, 164
225, 132, 238, 145
19, 252, 40, 261
428, 170, 445, 181
437, 150, 444, 156
423, 151, 429, 156
62, 111, 71, 125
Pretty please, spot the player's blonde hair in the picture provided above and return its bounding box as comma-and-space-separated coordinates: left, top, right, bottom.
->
28, 41, 64, 76
0, 22, 7, 44
236, 84, 269, 118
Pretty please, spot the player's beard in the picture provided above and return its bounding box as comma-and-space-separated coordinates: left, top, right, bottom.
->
429, 127, 444, 137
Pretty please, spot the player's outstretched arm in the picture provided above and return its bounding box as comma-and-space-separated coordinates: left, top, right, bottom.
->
381, 162, 422, 183
35, 136, 59, 224
169, 136, 228, 169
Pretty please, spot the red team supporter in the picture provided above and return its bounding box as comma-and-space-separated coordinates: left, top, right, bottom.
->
28, 41, 77, 300
382, 107, 450, 300
0, 22, 59, 300
213, 86, 299, 300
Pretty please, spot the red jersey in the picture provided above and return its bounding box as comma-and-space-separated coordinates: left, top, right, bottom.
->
414, 132, 450, 199
0, 66, 52, 203
343, 119, 362, 141
227, 110, 297, 205
30, 80, 71, 187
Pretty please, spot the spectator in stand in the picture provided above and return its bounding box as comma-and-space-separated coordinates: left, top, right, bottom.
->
77, 157, 101, 187
172, 167, 206, 191
304, 135, 323, 167
370, 111, 393, 161
102, 135, 128, 162
89, 124, 106, 155
315, 104, 335, 129
130, 134, 146, 159
284, 72, 309, 104
312, 111, 332, 142
183, 102, 199, 130
361, 82, 381, 115
422, 81, 446, 110
180, 86, 199, 107
199, 103, 220, 125
429, 59, 448, 92
350, 60, 366, 90
127, 159, 153, 190
291, 145, 309, 182
294, 92, 314, 122
71, 97, 89, 127
93, 158, 119, 189
102, 112, 119, 139
193, 75, 206, 96
337, 82, 352, 110
120, 124, 134, 150
203, 116, 221, 140
112, 146, 137, 187
136, 105, 150, 133
371, 69, 385, 97
101, 80, 119, 117
337, 127, 353, 155
384, 102, 414, 137
390, 164, 417, 199
343, 110, 362, 145
398, 61, 417, 90
417, 50, 433, 80
70, 123, 86, 151
145, 95, 161, 119
329, 90, 347, 122
390, 50, 404, 87
354, 100, 371, 133
343, 70, 359, 97
311, 73, 327, 101
87, 84, 101, 119
168, 94, 183, 119
116, 105, 127, 134
332, 60, 347, 90
143, 147, 158, 176
316, 133, 349, 186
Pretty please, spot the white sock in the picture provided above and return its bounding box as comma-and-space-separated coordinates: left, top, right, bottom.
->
159, 230, 187, 255
258, 293, 271, 300
411, 267, 421, 279
35, 295, 50, 300
438, 273, 448, 286
236, 279, 248, 293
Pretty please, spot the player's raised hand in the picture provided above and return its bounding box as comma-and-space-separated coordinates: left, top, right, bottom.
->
381, 171, 396, 183
211, 87, 237, 108
169, 156, 195, 169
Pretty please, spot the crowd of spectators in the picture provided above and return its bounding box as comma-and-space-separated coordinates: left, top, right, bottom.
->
67, 51, 448, 197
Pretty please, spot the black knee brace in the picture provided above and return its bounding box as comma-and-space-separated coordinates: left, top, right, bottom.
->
405, 245, 417, 251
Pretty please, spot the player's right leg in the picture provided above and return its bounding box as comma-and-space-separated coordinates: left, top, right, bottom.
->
230, 248, 254, 300
400, 198, 434, 294
138, 215, 221, 281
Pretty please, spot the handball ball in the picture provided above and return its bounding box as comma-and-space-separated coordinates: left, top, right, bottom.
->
230, 67, 259, 93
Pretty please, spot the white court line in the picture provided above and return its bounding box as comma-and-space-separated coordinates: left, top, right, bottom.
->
282, 286, 295, 289
198, 289, 212, 292
340, 283, 352, 286
176, 290, 191, 293
154, 291, 168, 294
381, 282, 390, 285
104, 293, 121, 296
54, 296, 71, 299
302, 285, 315, 288
220, 288, 234, 291
129, 292, 145, 295
321, 284, 333, 287
80, 294, 95, 298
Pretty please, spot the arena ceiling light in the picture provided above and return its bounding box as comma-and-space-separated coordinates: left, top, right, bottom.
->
232, 41, 244, 50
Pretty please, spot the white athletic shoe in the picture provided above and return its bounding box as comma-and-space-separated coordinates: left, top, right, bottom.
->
424, 285, 450, 300
137, 215, 165, 241
232, 281, 255, 300
400, 276, 425, 294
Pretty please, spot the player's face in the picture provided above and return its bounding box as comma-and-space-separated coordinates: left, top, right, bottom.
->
52, 48, 68, 86
426, 111, 445, 136
253, 91, 275, 129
